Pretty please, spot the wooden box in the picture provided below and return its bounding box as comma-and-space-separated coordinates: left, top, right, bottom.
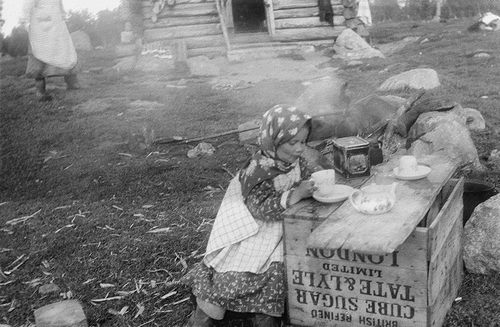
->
283, 173, 463, 327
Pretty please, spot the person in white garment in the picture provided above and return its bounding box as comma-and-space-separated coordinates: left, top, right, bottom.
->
20, 0, 81, 101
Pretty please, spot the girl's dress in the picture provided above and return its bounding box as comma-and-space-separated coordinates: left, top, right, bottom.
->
181, 105, 319, 319
21, 0, 79, 78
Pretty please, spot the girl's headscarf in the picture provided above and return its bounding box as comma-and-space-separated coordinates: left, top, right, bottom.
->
240, 104, 311, 198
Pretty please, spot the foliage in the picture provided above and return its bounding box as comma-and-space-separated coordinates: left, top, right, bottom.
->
1, 26, 28, 57
95, 9, 123, 46
371, 0, 500, 22
67, 9, 122, 47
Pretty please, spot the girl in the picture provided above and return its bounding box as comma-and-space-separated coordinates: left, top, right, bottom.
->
182, 104, 319, 327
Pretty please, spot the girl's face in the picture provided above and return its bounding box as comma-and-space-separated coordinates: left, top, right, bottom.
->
276, 125, 309, 164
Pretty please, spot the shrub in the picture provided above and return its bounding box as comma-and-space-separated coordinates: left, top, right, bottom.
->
2, 26, 29, 57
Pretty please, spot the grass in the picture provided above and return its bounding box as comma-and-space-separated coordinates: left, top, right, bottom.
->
1, 18, 500, 326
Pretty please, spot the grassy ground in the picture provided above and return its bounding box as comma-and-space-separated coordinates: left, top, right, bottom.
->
1, 18, 500, 326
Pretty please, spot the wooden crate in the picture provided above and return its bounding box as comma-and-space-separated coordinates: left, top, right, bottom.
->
283, 177, 464, 327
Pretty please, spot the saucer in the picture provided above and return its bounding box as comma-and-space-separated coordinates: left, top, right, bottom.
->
393, 165, 432, 181
313, 185, 354, 203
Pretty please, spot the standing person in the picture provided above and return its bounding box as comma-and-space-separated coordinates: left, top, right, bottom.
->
181, 104, 320, 327
20, 0, 81, 102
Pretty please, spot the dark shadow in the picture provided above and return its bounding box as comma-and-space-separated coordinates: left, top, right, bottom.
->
232, 0, 267, 33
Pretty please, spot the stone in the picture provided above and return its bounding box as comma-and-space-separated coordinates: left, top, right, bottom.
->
186, 56, 221, 77
238, 120, 260, 144
379, 68, 441, 91
335, 28, 371, 50
460, 108, 486, 131
116, 44, 137, 58
376, 36, 420, 56
112, 56, 137, 72
333, 28, 385, 60
70, 31, 92, 51
135, 55, 174, 73
294, 76, 350, 116
39, 283, 61, 295
463, 194, 500, 274
407, 111, 481, 169
34, 300, 88, 327
187, 142, 216, 158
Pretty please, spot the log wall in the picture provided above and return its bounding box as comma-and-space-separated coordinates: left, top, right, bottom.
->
140, 0, 349, 57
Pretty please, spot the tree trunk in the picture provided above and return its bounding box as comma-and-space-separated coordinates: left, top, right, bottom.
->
432, 0, 443, 22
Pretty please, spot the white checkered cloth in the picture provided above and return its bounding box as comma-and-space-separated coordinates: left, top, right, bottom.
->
204, 166, 301, 274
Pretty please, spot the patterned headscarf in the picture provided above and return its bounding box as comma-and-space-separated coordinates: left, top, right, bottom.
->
240, 104, 311, 198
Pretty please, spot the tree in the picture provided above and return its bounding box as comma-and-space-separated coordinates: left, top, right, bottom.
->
95, 9, 122, 46
432, 0, 445, 21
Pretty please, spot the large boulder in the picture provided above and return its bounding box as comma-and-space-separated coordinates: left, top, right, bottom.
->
407, 111, 481, 169
70, 30, 92, 51
333, 28, 385, 60
379, 68, 441, 91
463, 194, 500, 274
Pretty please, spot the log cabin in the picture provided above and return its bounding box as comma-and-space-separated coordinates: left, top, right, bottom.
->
137, 0, 363, 59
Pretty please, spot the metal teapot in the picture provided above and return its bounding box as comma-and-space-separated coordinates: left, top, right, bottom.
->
349, 182, 397, 215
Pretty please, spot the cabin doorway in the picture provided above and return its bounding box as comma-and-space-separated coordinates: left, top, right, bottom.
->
231, 0, 267, 34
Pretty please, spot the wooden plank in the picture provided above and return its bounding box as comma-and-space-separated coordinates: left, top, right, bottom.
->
274, 16, 345, 29
307, 155, 458, 254
186, 46, 226, 58
427, 217, 462, 305
144, 23, 222, 42
143, 2, 218, 18
265, 0, 276, 35
182, 34, 226, 49
272, 26, 345, 41
273, 0, 342, 10
286, 254, 428, 326
285, 220, 428, 269
274, 5, 344, 19
427, 177, 464, 261
143, 15, 220, 28
427, 253, 463, 327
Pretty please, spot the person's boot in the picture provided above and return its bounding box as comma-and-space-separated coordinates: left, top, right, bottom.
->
252, 314, 280, 327
185, 306, 214, 327
64, 74, 82, 90
34, 78, 53, 102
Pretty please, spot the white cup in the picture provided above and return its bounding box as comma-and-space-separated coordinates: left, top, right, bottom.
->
311, 169, 336, 196
398, 156, 419, 175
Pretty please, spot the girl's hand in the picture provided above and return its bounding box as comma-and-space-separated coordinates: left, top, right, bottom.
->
289, 180, 317, 206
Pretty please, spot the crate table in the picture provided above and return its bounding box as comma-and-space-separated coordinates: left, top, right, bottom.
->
283, 155, 463, 327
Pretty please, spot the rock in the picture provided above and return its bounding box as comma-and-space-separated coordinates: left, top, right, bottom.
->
335, 28, 371, 51
115, 44, 137, 58
112, 56, 137, 72
379, 68, 440, 91
238, 120, 260, 144
186, 56, 221, 77
295, 76, 350, 116
333, 29, 385, 60
70, 31, 92, 51
34, 300, 88, 327
39, 283, 61, 295
463, 194, 500, 274
346, 60, 363, 67
461, 108, 486, 131
407, 111, 481, 169
187, 142, 216, 158
376, 36, 420, 56
135, 55, 174, 72
473, 52, 492, 59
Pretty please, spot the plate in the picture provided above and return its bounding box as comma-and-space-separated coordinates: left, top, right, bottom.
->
313, 185, 354, 203
393, 165, 432, 181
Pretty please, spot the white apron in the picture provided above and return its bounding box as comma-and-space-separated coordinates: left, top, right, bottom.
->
29, 0, 77, 70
